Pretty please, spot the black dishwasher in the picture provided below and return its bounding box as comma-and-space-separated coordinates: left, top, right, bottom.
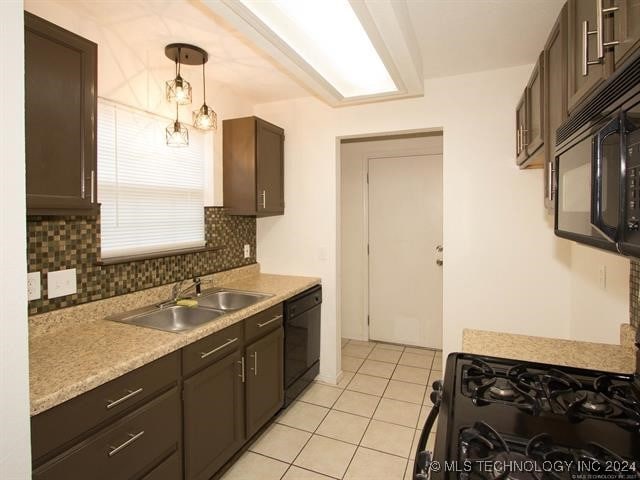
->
283, 285, 321, 406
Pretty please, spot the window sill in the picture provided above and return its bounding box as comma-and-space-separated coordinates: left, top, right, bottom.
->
96, 245, 225, 266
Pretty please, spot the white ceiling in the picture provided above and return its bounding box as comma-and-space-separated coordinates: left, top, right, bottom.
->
407, 0, 565, 79
33, 0, 565, 105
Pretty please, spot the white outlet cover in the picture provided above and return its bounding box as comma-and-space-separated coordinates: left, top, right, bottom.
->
48, 268, 77, 299
27, 271, 41, 301
244, 244, 251, 258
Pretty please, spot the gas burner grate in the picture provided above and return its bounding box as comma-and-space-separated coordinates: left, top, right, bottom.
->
458, 422, 640, 480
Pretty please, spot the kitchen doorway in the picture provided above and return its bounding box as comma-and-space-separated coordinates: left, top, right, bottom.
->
339, 131, 443, 349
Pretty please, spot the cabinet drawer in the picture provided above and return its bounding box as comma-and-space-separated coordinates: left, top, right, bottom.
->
31, 351, 179, 463
182, 323, 243, 377
245, 304, 283, 344
33, 387, 181, 480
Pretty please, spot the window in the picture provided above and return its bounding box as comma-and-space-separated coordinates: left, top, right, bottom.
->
97, 99, 208, 259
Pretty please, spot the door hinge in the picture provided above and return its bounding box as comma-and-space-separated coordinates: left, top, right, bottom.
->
367, 315, 370, 325
367, 244, 370, 255
366, 172, 369, 184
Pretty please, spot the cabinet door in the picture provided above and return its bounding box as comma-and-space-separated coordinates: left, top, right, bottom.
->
245, 327, 284, 438
256, 118, 285, 216
567, 0, 611, 111
526, 53, 544, 158
613, 0, 640, 68
544, 4, 568, 212
515, 91, 528, 165
24, 13, 97, 215
183, 350, 245, 480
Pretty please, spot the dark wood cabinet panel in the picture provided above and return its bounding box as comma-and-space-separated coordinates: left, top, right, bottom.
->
543, 4, 568, 212
245, 327, 284, 438
33, 388, 181, 480
516, 91, 527, 163
223, 116, 285, 217
244, 304, 283, 344
256, 119, 285, 215
182, 322, 243, 377
612, 0, 640, 68
183, 350, 245, 480
24, 12, 97, 216
141, 451, 182, 480
567, 0, 612, 112
526, 54, 545, 159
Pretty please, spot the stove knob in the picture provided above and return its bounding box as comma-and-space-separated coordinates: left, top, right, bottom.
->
628, 220, 639, 231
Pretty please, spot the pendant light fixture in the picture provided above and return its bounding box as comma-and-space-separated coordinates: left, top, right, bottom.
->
165, 46, 192, 105
166, 103, 189, 147
193, 57, 217, 130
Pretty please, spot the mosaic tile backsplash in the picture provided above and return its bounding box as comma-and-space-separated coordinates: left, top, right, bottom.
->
27, 207, 256, 315
631, 260, 640, 329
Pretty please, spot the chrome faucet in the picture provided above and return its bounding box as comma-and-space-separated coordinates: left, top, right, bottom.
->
160, 277, 201, 308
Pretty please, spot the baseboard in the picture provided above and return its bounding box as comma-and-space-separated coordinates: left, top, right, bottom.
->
315, 370, 342, 387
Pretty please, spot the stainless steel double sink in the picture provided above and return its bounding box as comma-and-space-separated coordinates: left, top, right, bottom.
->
107, 289, 272, 333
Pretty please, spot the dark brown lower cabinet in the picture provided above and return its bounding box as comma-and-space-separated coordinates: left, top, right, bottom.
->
245, 327, 285, 438
33, 388, 181, 480
183, 350, 246, 480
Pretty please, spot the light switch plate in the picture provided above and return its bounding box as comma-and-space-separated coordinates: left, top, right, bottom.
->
48, 268, 77, 299
244, 244, 251, 259
27, 272, 41, 301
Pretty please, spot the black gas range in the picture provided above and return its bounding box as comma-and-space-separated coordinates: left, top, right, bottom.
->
414, 353, 640, 480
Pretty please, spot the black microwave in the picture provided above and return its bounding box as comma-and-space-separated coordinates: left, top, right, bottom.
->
555, 52, 640, 256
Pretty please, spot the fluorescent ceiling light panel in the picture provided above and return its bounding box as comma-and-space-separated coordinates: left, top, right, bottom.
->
239, 0, 397, 98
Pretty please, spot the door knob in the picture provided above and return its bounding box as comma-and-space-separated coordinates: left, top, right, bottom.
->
436, 259, 443, 266
435, 245, 443, 253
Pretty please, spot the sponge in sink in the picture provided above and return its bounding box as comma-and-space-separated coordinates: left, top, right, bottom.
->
176, 299, 199, 308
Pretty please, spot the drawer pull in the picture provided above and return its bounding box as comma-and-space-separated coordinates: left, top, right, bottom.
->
106, 388, 143, 409
257, 315, 283, 328
108, 430, 144, 457
200, 337, 238, 359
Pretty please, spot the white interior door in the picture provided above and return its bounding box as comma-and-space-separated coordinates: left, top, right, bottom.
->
368, 153, 443, 349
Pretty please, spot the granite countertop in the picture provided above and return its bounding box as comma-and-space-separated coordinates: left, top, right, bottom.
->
462, 324, 637, 373
29, 272, 320, 416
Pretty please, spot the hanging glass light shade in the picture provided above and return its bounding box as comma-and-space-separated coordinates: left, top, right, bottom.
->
166, 104, 189, 147
193, 59, 217, 130
166, 48, 192, 105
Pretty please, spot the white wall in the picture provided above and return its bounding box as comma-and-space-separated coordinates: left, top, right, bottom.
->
254, 63, 630, 382
24, 0, 255, 206
340, 135, 443, 341
569, 243, 629, 344
0, 1, 31, 478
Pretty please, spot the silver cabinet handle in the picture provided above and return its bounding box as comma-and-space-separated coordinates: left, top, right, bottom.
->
262, 190, 267, 209
547, 161, 556, 202
238, 356, 245, 383
108, 431, 144, 457
106, 388, 143, 410
91, 169, 96, 203
200, 337, 238, 359
598, 0, 620, 58
250, 352, 258, 376
520, 128, 528, 148
516, 126, 521, 153
582, 20, 601, 75
257, 315, 283, 328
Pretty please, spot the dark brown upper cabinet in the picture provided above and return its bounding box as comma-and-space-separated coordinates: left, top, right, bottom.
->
245, 327, 284, 439
543, 4, 569, 212
611, 0, 640, 69
567, 0, 614, 112
516, 53, 544, 168
25, 12, 98, 216
223, 116, 285, 217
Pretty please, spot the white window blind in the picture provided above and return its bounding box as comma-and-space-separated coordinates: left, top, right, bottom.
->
98, 99, 207, 259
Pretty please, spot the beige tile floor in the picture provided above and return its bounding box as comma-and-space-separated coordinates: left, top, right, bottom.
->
222, 339, 442, 480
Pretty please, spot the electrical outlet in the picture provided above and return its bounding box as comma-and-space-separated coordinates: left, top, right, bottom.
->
48, 268, 77, 299
27, 272, 41, 301
244, 244, 251, 259
599, 265, 607, 290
